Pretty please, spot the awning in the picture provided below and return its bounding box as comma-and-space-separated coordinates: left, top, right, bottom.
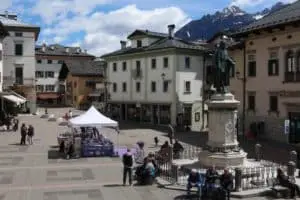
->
37, 93, 60, 100
2, 95, 26, 105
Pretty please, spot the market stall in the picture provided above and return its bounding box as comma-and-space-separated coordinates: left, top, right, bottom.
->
58, 106, 119, 158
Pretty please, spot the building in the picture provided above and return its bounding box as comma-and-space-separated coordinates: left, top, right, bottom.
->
0, 12, 40, 113
35, 44, 95, 105
229, 0, 300, 143
101, 25, 211, 131
58, 60, 105, 109
0, 21, 9, 92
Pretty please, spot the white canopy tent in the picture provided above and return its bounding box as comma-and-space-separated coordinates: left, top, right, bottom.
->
2, 94, 26, 106
69, 106, 118, 128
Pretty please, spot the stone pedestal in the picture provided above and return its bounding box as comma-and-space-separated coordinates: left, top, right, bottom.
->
199, 93, 247, 168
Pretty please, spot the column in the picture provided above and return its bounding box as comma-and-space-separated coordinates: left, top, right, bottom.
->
139, 105, 142, 123
124, 104, 128, 121
151, 104, 154, 124
170, 102, 177, 126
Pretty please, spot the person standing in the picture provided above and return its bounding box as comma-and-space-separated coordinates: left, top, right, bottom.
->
20, 124, 27, 145
27, 125, 34, 145
122, 148, 133, 186
220, 168, 233, 200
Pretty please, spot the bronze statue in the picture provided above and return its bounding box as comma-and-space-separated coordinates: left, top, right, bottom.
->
211, 40, 235, 93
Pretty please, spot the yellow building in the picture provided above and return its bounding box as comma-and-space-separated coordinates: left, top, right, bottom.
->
229, 0, 300, 143
59, 60, 105, 109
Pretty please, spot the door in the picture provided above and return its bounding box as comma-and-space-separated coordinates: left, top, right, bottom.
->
15, 67, 23, 85
289, 112, 300, 143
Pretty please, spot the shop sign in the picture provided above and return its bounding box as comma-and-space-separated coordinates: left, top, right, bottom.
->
279, 91, 300, 98
284, 119, 290, 135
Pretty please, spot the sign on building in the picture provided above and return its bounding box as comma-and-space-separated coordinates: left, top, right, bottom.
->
284, 119, 290, 135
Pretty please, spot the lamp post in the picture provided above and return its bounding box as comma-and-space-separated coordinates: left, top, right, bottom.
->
236, 71, 246, 138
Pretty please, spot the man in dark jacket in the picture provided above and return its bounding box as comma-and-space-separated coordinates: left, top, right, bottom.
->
122, 148, 133, 186
173, 139, 184, 159
277, 168, 300, 198
20, 124, 27, 145
220, 168, 233, 200
187, 169, 203, 196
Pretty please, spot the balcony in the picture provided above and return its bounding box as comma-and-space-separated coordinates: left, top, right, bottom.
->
131, 69, 143, 79
3, 76, 35, 89
284, 72, 300, 83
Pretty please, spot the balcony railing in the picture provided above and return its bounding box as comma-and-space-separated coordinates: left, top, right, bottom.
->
3, 76, 35, 87
284, 72, 300, 82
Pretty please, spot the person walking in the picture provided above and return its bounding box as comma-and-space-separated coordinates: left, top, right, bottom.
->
20, 124, 27, 145
27, 125, 34, 145
122, 148, 133, 186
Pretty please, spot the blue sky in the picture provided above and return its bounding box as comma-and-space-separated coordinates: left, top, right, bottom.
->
0, 0, 297, 56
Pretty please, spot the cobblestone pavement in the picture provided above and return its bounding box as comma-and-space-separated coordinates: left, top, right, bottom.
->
0, 108, 293, 200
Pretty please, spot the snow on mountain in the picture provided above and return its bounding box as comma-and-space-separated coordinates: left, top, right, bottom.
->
175, 2, 288, 41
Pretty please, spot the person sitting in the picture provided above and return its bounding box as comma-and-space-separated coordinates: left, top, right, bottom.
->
173, 139, 184, 159
143, 157, 156, 185
204, 166, 219, 196
187, 169, 203, 196
220, 168, 233, 200
277, 168, 300, 198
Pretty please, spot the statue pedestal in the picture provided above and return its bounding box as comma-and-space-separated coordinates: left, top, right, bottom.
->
199, 93, 247, 168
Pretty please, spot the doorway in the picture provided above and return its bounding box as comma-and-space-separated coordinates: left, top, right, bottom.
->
289, 112, 300, 143
15, 67, 23, 85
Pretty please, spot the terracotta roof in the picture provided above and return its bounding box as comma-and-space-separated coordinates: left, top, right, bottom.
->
232, 0, 300, 36
64, 60, 104, 76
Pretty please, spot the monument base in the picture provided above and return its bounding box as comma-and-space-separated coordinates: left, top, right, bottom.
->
198, 149, 247, 168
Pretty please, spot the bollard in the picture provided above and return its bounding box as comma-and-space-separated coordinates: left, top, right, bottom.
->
255, 143, 262, 161
235, 168, 242, 192
288, 161, 296, 177
290, 150, 298, 164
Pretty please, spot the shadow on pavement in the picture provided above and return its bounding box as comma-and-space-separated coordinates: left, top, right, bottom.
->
9, 143, 22, 146
48, 149, 61, 159
102, 184, 124, 187
174, 194, 200, 200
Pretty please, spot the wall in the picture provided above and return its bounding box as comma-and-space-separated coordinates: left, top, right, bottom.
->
0, 39, 3, 92
66, 74, 103, 108
36, 59, 61, 92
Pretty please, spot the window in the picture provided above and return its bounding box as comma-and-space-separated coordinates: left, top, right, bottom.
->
185, 57, 190, 68
122, 82, 127, 92
151, 59, 156, 69
136, 82, 141, 92
36, 85, 44, 92
113, 83, 117, 92
73, 81, 77, 88
269, 95, 278, 112
47, 60, 52, 64
286, 50, 295, 72
0, 50, 2, 61
137, 40, 142, 48
15, 43, 23, 56
45, 71, 54, 78
268, 52, 279, 76
163, 81, 169, 92
36, 59, 42, 64
58, 60, 64, 64
35, 71, 44, 78
74, 96, 77, 101
248, 94, 255, 111
113, 63, 117, 72
297, 51, 300, 72
151, 81, 156, 92
85, 80, 95, 88
248, 61, 256, 77
122, 62, 127, 71
45, 85, 55, 92
163, 57, 169, 68
184, 81, 191, 93
15, 32, 23, 37
136, 61, 141, 76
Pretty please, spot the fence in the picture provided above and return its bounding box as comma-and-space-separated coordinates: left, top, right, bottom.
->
157, 160, 287, 191
178, 143, 202, 160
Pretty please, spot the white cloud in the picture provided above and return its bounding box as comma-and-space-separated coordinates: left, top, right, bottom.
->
0, 0, 12, 11
38, 4, 190, 56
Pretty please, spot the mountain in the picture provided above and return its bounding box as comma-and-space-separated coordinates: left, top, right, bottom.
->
175, 2, 287, 41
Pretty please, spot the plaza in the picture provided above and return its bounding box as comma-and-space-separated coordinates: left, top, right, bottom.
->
0, 107, 291, 200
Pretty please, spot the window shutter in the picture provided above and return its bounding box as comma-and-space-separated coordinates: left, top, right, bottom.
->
275, 60, 279, 75
268, 60, 272, 76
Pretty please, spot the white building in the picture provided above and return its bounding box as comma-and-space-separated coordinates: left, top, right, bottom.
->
0, 22, 9, 92
101, 25, 211, 131
35, 44, 94, 105
0, 12, 40, 113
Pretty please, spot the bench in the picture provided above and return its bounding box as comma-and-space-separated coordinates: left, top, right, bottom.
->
267, 178, 290, 198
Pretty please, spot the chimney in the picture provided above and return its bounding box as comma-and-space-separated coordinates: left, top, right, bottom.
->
120, 41, 126, 49
168, 24, 175, 39
65, 47, 69, 53
5, 11, 8, 18
42, 43, 46, 52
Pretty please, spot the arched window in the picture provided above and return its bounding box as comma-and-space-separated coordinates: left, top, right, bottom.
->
286, 50, 295, 72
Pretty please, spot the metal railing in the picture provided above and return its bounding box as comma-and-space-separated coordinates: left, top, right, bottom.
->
157, 159, 287, 191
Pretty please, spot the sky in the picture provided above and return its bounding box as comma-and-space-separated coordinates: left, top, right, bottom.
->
0, 0, 297, 56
